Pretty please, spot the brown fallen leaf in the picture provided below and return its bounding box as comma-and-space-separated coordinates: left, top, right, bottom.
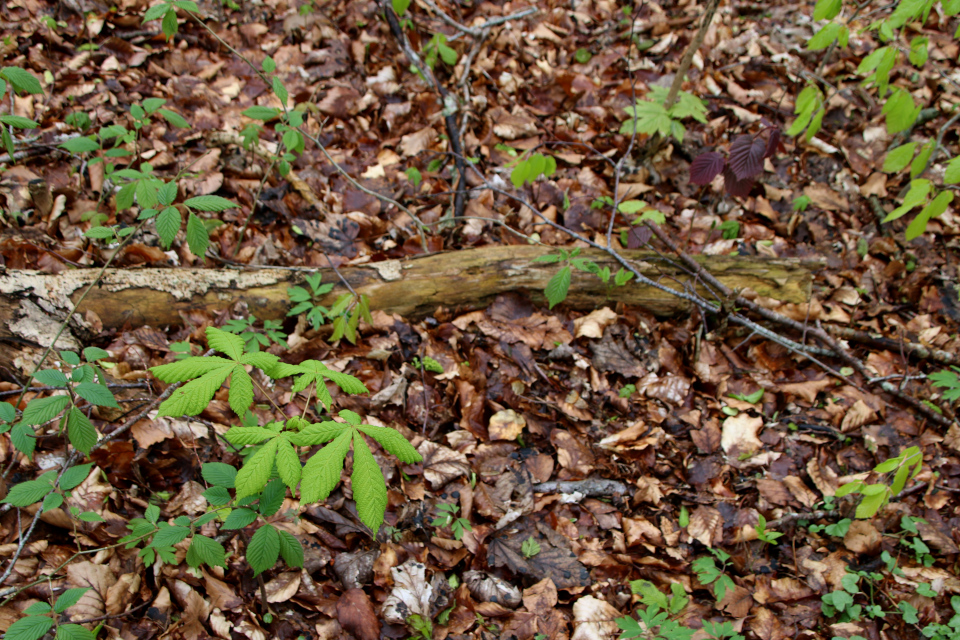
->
570, 595, 621, 640
336, 588, 380, 640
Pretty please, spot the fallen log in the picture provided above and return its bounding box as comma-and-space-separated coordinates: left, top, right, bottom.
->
0, 245, 815, 375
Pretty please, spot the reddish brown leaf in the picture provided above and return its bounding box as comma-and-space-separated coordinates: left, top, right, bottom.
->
336, 589, 380, 640
689, 151, 725, 185
727, 134, 766, 180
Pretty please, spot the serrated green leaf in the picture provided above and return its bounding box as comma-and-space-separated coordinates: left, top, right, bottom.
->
150, 524, 190, 548
74, 382, 119, 408
944, 156, 960, 184
235, 437, 280, 499
225, 426, 279, 445
186, 534, 227, 569
275, 437, 302, 491
3, 480, 54, 507
142, 2, 171, 22
59, 463, 93, 491
150, 356, 234, 382
155, 206, 181, 248
202, 462, 237, 488
158, 108, 189, 128
287, 421, 347, 446
247, 524, 280, 576
227, 367, 254, 418
157, 365, 234, 417
202, 485, 231, 506
22, 603, 50, 616
242, 106, 280, 121
0, 115, 39, 129
33, 369, 68, 386
545, 265, 571, 309
183, 195, 237, 212
59, 136, 100, 153
300, 429, 352, 503
66, 407, 98, 454
6, 616, 54, 640
222, 507, 258, 529
1, 67, 43, 94
186, 212, 209, 257
54, 588, 90, 614
207, 326, 245, 360
356, 425, 422, 463
277, 529, 304, 568
351, 431, 387, 533
11, 423, 36, 459
259, 478, 285, 517
21, 395, 70, 426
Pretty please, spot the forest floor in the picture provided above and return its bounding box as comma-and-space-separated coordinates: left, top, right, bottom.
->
1, 0, 960, 639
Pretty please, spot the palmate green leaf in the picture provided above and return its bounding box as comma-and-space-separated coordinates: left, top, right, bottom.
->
67, 407, 98, 454
235, 437, 280, 498
351, 431, 387, 533
275, 436, 302, 490
277, 529, 304, 568
357, 424, 422, 463
207, 326, 245, 360
21, 395, 70, 426
247, 523, 280, 576
5, 615, 54, 640
545, 265, 571, 309
186, 534, 227, 568
300, 429, 352, 503
157, 365, 233, 417
620, 100, 672, 137
151, 356, 234, 382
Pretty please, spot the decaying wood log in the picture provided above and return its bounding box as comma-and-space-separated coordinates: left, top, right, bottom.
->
0, 245, 816, 376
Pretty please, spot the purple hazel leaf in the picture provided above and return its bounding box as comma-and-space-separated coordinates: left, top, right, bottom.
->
689, 152, 726, 185
722, 166, 755, 198
764, 129, 781, 159
728, 134, 766, 181
626, 225, 653, 249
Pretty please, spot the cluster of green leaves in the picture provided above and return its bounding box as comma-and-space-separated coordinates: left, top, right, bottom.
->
287, 272, 335, 330
900, 515, 936, 566
1, 348, 117, 459
691, 548, 736, 601
0, 67, 43, 159
412, 356, 444, 374
61, 326, 422, 577
142, 0, 200, 40
422, 33, 458, 69
4, 587, 94, 640
2, 464, 104, 523
615, 582, 744, 640
835, 445, 922, 518
802, 0, 960, 240
223, 315, 288, 352
521, 536, 541, 558
916, 595, 960, 639
510, 152, 557, 189
931, 366, 960, 402
239, 57, 306, 176
286, 272, 372, 345
431, 503, 472, 540
754, 514, 783, 545
533, 248, 635, 309
619, 87, 708, 143
821, 572, 870, 621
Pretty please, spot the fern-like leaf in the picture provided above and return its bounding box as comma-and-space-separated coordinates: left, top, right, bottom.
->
157, 366, 233, 417
206, 326, 245, 360
235, 437, 280, 498
357, 424, 422, 464
275, 436, 302, 491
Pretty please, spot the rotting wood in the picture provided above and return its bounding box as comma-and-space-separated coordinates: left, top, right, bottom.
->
0, 245, 816, 374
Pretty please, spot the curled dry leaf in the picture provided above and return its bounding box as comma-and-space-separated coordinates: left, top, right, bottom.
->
264, 571, 301, 603
687, 505, 723, 547
720, 414, 763, 455
573, 307, 617, 339
464, 570, 522, 608
488, 409, 526, 441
